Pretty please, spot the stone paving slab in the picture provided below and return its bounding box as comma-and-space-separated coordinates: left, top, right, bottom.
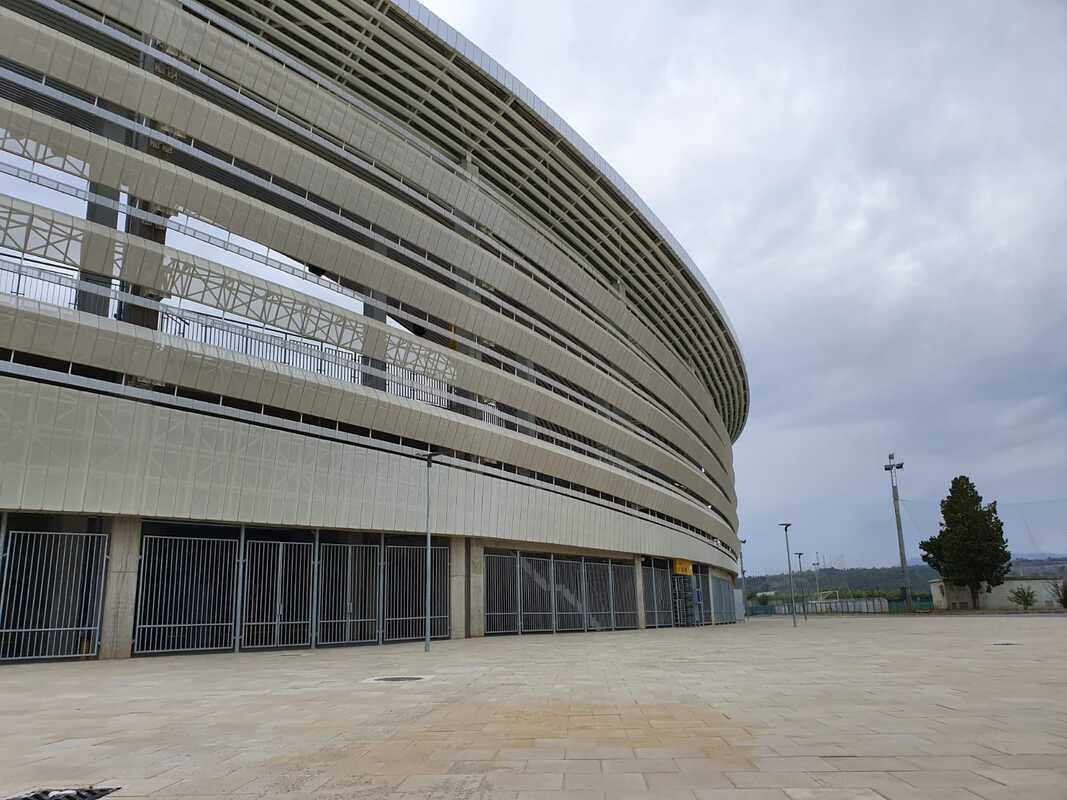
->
2, 615, 1066, 799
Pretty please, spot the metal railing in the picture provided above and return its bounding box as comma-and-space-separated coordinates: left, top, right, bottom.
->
0, 530, 109, 661
761, 597, 892, 616
0, 260, 692, 499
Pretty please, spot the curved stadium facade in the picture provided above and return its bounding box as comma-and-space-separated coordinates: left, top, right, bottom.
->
0, 0, 748, 660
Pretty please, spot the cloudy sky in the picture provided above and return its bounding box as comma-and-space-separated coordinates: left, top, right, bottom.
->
423, 0, 1067, 574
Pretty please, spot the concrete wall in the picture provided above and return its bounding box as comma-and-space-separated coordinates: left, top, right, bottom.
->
0, 377, 736, 573
931, 579, 1062, 610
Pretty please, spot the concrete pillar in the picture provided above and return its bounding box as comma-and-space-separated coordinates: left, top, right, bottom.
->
633, 555, 646, 629
468, 538, 485, 637
98, 516, 142, 659
449, 535, 466, 640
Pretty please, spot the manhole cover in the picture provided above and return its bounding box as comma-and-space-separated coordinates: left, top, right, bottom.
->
7, 789, 118, 800
361, 674, 433, 684
993, 642, 1018, 646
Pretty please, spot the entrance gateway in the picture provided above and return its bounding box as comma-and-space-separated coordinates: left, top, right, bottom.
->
132, 524, 449, 655
484, 551, 736, 634
0, 521, 736, 662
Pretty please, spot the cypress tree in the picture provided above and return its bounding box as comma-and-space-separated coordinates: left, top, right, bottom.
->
920, 475, 1011, 609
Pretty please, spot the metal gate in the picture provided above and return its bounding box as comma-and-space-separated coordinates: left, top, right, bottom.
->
553, 557, 584, 631
485, 552, 638, 635
584, 560, 612, 630
520, 553, 553, 632
610, 561, 638, 629
698, 568, 713, 625
136, 532, 447, 653
711, 575, 736, 624
318, 543, 379, 645
485, 551, 519, 634
0, 530, 109, 661
135, 534, 239, 654
383, 544, 449, 641
642, 558, 674, 627
240, 540, 314, 649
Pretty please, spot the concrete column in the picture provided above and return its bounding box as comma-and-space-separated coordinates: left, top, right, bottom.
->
633, 555, 646, 629
468, 538, 485, 637
449, 535, 466, 640
98, 516, 142, 659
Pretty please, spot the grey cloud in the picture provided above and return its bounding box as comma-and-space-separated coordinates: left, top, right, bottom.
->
424, 0, 1067, 572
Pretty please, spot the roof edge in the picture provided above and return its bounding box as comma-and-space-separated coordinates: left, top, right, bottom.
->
392, 0, 748, 387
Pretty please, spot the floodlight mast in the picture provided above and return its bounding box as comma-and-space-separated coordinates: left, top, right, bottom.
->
739, 538, 748, 621
883, 453, 912, 612
779, 523, 797, 627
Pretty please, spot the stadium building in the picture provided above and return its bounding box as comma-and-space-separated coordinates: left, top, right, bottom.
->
0, 0, 749, 660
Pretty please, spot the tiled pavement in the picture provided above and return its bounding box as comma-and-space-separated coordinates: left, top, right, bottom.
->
2, 615, 1066, 800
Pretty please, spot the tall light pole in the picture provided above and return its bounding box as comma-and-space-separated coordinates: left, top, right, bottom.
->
779, 523, 797, 627
883, 453, 913, 612
739, 538, 747, 621
813, 553, 821, 599
795, 552, 808, 620
424, 451, 436, 652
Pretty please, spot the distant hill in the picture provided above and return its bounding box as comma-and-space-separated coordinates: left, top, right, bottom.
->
908, 553, 1067, 565
746, 557, 1067, 599
745, 564, 938, 599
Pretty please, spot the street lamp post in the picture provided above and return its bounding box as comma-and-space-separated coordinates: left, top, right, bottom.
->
739, 538, 747, 621
883, 453, 913, 612
424, 451, 436, 653
813, 553, 821, 599
779, 523, 797, 627
795, 551, 807, 620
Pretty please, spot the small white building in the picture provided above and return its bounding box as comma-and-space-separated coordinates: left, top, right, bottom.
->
930, 576, 1062, 611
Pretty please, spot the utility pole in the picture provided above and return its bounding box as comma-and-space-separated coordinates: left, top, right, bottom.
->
795, 552, 808, 620
813, 553, 821, 599
883, 453, 913, 612
779, 523, 797, 627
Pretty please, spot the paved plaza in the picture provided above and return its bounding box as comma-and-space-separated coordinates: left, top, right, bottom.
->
2, 616, 1066, 800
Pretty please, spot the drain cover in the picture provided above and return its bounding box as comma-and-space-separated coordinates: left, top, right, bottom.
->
6, 789, 118, 800
361, 674, 433, 684
993, 642, 1018, 646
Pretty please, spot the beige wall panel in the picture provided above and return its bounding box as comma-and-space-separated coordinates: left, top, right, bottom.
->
0, 11, 735, 457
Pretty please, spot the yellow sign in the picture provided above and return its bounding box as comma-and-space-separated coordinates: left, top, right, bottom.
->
672, 559, 693, 576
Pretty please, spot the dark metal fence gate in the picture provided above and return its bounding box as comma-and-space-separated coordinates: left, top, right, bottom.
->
484, 551, 638, 635
134, 529, 448, 655
642, 557, 674, 627
0, 530, 109, 661
241, 540, 314, 649
383, 544, 449, 642
712, 575, 737, 624
697, 567, 713, 625
135, 534, 238, 654
318, 543, 379, 645
520, 554, 553, 632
